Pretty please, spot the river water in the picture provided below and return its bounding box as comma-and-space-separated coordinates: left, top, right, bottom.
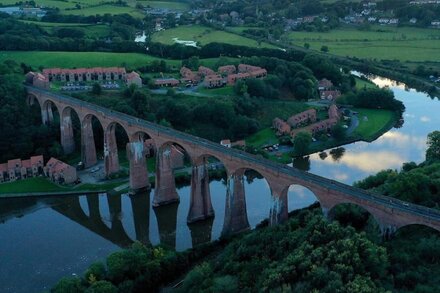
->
1, 75, 439, 292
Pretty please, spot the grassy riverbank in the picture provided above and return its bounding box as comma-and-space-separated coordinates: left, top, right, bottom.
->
246, 107, 398, 163
0, 177, 124, 197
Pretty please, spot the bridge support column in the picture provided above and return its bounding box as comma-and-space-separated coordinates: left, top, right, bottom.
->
187, 160, 214, 223
379, 222, 397, 240
41, 106, 53, 125
60, 109, 75, 154
222, 170, 250, 236
269, 184, 288, 226
153, 144, 179, 207
127, 141, 150, 192
104, 126, 120, 177
81, 117, 97, 168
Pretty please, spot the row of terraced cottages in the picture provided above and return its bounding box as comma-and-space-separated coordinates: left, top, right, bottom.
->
154, 64, 267, 89
0, 156, 78, 184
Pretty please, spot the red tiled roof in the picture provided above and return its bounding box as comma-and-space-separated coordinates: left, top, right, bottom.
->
7, 159, 21, 169
22, 159, 31, 169
154, 78, 179, 85
127, 71, 141, 80
30, 155, 43, 166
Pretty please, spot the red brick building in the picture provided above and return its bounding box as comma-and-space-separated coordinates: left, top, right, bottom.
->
154, 78, 180, 87
126, 71, 142, 88
290, 105, 340, 138
287, 109, 317, 128
180, 67, 200, 84
273, 118, 291, 136
320, 90, 341, 101
0, 155, 44, 183
45, 157, 78, 184
218, 65, 236, 75
203, 74, 225, 88
43, 67, 127, 82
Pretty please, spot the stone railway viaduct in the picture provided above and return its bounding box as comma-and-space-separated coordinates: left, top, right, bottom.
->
26, 85, 440, 236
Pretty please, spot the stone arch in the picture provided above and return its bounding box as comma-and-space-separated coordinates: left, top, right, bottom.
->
286, 184, 320, 213
153, 141, 194, 207
60, 106, 81, 155
26, 93, 40, 107
327, 202, 382, 236
396, 223, 440, 235
222, 167, 272, 235
130, 131, 157, 158
103, 121, 130, 176
187, 153, 228, 225
41, 99, 61, 125
81, 113, 105, 168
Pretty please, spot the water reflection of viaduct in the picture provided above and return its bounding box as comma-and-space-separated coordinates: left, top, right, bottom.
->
27, 86, 440, 236
52, 192, 212, 248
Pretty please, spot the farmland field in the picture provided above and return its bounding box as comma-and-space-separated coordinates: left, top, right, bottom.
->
287, 26, 440, 62
0, 51, 238, 71
152, 25, 279, 49
20, 20, 110, 38
0, 51, 181, 69
137, 0, 190, 11
59, 4, 144, 18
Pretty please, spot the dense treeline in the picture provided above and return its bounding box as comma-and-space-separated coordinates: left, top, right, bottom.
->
73, 88, 260, 142
354, 131, 440, 209
52, 239, 229, 293
339, 87, 405, 114
0, 61, 62, 163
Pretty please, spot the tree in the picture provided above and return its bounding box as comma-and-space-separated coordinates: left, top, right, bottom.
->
92, 83, 102, 95
320, 45, 329, 52
304, 43, 310, 49
331, 123, 346, 140
426, 131, 440, 163
293, 131, 312, 155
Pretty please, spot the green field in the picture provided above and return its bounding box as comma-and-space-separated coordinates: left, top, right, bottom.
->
246, 128, 279, 148
287, 26, 440, 62
198, 86, 235, 96
0, 177, 66, 194
59, 4, 144, 18
0, 51, 240, 71
0, 51, 182, 69
138, 0, 189, 11
353, 108, 396, 140
354, 77, 378, 90
20, 20, 110, 38
152, 25, 278, 49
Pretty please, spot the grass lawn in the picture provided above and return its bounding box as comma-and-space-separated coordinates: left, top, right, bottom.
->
60, 4, 144, 18
353, 108, 396, 141
287, 26, 440, 62
152, 25, 278, 49
198, 86, 235, 96
0, 177, 67, 195
257, 100, 309, 127
137, 0, 189, 11
0, 51, 181, 69
246, 128, 280, 148
20, 20, 110, 38
355, 77, 378, 90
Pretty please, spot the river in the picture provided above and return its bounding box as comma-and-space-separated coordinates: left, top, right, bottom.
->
1, 75, 439, 292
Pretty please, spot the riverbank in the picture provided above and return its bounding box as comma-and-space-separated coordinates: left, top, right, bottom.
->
0, 177, 124, 198
247, 107, 398, 164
